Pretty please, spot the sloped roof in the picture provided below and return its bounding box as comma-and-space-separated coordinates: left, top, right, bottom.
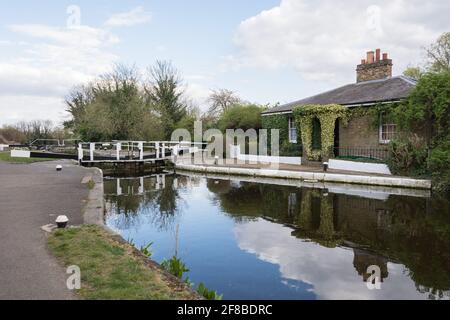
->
262, 76, 417, 115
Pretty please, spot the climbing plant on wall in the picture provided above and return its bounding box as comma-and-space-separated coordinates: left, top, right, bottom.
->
261, 114, 302, 156
293, 104, 348, 161
348, 103, 398, 128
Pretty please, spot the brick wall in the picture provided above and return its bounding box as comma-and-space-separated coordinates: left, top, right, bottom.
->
339, 115, 383, 148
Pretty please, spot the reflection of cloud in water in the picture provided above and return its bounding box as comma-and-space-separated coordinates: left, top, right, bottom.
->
234, 219, 428, 300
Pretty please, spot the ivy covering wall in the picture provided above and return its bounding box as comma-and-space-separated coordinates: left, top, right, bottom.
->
293, 104, 348, 161
262, 103, 398, 161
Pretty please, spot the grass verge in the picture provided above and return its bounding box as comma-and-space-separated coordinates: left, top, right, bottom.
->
48, 225, 198, 300
0, 151, 53, 163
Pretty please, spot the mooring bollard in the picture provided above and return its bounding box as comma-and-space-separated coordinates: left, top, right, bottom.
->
55, 215, 69, 229
323, 162, 329, 172
56, 165, 63, 172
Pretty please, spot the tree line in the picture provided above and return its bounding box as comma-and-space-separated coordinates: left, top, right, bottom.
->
63, 60, 266, 142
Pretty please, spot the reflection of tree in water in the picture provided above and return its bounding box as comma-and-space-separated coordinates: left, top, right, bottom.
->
105, 175, 189, 231
206, 179, 302, 224
205, 179, 450, 297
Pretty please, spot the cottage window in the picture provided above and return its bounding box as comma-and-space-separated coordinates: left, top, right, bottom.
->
288, 117, 297, 143
379, 113, 396, 144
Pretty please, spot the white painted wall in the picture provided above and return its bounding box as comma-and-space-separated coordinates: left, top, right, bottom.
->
230, 145, 301, 165
11, 150, 31, 158
329, 159, 392, 175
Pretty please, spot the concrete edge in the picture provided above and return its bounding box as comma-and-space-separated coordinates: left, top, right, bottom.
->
175, 164, 432, 190
81, 167, 107, 227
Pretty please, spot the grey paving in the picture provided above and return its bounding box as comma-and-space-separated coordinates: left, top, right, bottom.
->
0, 160, 90, 300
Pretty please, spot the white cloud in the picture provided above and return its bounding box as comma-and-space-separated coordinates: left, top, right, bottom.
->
0, 95, 67, 125
234, 219, 432, 300
0, 23, 121, 125
105, 6, 152, 28
230, 0, 450, 83
183, 82, 211, 112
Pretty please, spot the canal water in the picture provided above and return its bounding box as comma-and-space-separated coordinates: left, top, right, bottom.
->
104, 172, 450, 300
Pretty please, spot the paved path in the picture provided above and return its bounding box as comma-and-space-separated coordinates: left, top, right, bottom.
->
0, 160, 90, 300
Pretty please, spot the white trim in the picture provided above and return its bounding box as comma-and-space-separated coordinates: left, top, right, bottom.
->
379, 113, 396, 144
261, 111, 292, 116
262, 100, 402, 116
329, 159, 392, 175
229, 145, 301, 165
288, 116, 298, 143
175, 164, 431, 190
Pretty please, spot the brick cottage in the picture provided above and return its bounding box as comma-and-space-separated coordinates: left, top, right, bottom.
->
262, 49, 417, 163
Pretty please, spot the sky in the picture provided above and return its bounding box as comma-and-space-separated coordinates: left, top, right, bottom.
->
0, 0, 449, 126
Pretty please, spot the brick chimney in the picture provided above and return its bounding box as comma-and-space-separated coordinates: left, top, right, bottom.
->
356, 49, 393, 83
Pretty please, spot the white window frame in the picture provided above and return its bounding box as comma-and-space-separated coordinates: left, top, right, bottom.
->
379, 113, 396, 144
288, 116, 298, 143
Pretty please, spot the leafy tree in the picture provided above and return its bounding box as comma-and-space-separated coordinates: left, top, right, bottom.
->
403, 66, 424, 81
66, 64, 164, 141
145, 60, 187, 139
426, 32, 450, 73
396, 71, 450, 148
217, 104, 264, 132
394, 71, 450, 192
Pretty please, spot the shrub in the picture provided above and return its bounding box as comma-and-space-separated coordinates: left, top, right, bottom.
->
387, 136, 428, 176
428, 139, 450, 193
161, 255, 190, 279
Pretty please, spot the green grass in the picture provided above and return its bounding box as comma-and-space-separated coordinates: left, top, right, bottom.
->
48, 225, 197, 300
0, 151, 53, 163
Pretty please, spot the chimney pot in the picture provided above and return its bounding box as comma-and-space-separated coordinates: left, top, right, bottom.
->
357, 50, 393, 83
367, 51, 375, 63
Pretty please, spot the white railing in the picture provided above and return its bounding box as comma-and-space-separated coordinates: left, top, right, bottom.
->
77, 141, 203, 162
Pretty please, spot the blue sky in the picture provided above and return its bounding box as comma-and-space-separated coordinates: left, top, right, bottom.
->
0, 0, 449, 125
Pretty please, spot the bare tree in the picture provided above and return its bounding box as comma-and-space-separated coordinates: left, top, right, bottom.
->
207, 89, 241, 118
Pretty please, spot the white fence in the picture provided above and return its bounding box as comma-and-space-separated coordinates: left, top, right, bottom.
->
10, 150, 31, 158
77, 141, 203, 162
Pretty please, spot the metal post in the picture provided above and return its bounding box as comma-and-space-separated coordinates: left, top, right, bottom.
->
116, 178, 122, 196
138, 142, 144, 161
162, 143, 166, 159
89, 143, 95, 161
156, 142, 160, 159
116, 142, 121, 161
78, 143, 83, 162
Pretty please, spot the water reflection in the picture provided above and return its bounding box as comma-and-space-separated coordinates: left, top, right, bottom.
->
105, 173, 450, 300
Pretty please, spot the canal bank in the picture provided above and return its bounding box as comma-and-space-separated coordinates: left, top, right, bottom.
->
0, 159, 198, 300
0, 160, 92, 299
174, 163, 432, 190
